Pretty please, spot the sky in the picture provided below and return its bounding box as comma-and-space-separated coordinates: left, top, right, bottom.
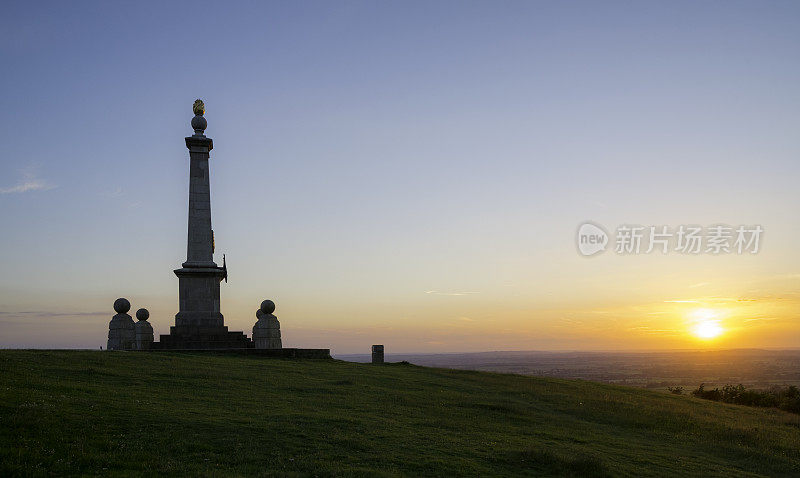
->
0, 1, 798, 354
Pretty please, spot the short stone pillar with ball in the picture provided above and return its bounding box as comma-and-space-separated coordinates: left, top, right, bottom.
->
253, 300, 282, 349
134, 308, 154, 350
107, 298, 136, 350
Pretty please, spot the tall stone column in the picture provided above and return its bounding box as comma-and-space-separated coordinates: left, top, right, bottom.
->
153, 100, 251, 349
173, 99, 226, 330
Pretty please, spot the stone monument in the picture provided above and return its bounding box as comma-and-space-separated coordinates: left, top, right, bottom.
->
107, 100, 331, 358
252, 300, 282, 349
134, 308, 154, 350
107, 298, 135, 350
153, 100, 251, 349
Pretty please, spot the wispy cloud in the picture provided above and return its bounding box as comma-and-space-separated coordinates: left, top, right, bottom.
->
0, 168, 54, 194
665, 297, 764, 304
100, 187, 124, 198
743, 317, 778, 322
689, 282, 709, 288
424, 290, 479, 296
0, 311, 107, 318
628, 325, 682, 336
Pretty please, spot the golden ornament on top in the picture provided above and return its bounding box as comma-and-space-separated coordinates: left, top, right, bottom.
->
193, 99, 205, 116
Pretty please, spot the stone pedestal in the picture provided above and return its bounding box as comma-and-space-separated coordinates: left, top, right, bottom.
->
253, 300, 282, 349
173, 266, 225, 329
134, 308, 154, 350
108, 298, 135, 350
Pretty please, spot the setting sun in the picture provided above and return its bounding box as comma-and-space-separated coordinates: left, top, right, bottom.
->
693, 321, 724, 339
689, 308, 725, 339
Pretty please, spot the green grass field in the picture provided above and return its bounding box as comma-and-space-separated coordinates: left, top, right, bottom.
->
1, 351, 799, 477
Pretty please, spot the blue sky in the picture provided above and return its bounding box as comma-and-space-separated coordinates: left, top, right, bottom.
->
1, 1, 799, 352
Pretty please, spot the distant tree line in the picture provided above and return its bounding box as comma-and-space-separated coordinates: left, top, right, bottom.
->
690, 383, 800, 414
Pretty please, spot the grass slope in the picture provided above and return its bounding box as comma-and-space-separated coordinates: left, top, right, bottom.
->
1, 351, 799, 477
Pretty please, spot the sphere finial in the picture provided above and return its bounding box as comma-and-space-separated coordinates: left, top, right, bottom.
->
260, 300, 275, 315
136, 308, 150, 321
113, 298, 131, 314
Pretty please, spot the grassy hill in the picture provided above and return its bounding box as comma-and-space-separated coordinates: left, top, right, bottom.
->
1, 351, 799, 477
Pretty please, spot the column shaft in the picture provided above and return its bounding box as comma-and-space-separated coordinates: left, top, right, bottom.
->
184, 137, 214, 267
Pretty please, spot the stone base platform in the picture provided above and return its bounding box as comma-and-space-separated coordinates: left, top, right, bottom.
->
140, 347, 331, 359
152, 325, 253, 350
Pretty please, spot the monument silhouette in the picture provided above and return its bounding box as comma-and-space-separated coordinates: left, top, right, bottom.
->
150, 100, 251, 349
103, 100, 330, 357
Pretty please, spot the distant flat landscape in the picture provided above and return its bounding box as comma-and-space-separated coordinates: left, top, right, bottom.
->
336, 349, 800, 389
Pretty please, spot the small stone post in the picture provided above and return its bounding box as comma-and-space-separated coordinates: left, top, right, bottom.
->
134, 308, 154, 350
107, 298, 136, 350
372, 344, 384, 364
252, 300, 282, 349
